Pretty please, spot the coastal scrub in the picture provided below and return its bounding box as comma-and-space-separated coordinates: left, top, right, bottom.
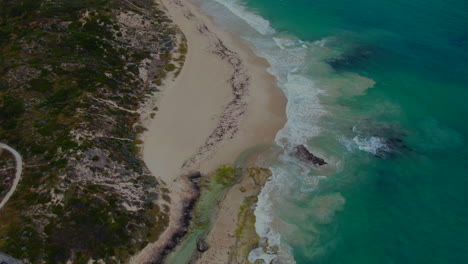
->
214, 166, 238, 185
0, 0, 183, 262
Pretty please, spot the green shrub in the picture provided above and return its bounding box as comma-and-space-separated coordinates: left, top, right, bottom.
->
164, 63, 176, 72
29, 78, 53, 92
42, 87, 81, 109
0, 93, 24, 121
214, 166, 238, 185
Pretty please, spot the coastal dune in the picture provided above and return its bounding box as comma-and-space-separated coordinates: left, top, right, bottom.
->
132, 0, 286, 262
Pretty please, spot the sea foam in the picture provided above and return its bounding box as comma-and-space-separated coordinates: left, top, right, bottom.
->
353, 135, 390, 156
247, 36, 328, 263
211, 0, 275, 35
197, 1, 359, 263
206, 5, 331, 263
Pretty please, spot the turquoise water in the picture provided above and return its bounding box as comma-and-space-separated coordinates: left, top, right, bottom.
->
197, 0, 468, 263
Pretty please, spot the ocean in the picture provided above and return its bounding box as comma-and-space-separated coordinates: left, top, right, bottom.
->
195, 0, 468, 262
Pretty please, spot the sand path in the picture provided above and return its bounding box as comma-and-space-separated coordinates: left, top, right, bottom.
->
0, 143, 23, 210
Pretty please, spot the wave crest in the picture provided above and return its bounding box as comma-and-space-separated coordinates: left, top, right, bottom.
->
211, 0, 275, 35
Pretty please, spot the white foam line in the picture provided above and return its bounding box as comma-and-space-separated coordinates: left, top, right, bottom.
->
211, 0, 275, 35
199, 1, 332, 263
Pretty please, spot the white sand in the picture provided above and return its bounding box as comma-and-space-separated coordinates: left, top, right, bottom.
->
131, 0, 286, 262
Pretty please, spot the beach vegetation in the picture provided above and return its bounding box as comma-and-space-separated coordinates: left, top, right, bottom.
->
178, 40, 188, 55
164, 63, 176, 72
160, 52, 172, 61
214, 166, 238, 185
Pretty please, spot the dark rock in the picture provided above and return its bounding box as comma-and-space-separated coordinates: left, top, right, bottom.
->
149, 173, 202, 264
196, 237, 210, 252
188, 171, 202, 191
188, 171, 202, 181
293, 145, 327, 166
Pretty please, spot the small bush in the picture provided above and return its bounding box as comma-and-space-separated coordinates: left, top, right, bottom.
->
214, 166, 237, 185
164, 63, 176, 72
0, 93, 24, 121
29, 78, 53, 92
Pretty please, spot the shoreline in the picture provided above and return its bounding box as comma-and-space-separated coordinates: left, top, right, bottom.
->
193, 146, 278, 264
132, 0, 286, 263
165, 146, 276, 264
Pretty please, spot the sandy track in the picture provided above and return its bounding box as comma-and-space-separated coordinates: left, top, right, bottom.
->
0, 143, 23, 210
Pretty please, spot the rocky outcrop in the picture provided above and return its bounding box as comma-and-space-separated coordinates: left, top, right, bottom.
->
293, 145, 327, 166
150, 172, 202, 263
196, 236, 210, 252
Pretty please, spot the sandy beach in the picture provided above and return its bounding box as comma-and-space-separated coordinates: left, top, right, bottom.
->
131, 0, 286, 262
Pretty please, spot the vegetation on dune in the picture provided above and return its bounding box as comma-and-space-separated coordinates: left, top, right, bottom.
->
0, 0, 183, 262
